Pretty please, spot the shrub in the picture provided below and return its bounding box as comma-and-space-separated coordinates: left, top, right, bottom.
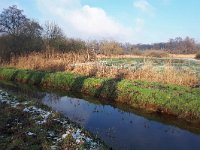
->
130, 49, 143, 55
144, 50, 169, 58
195, 51, 200, 59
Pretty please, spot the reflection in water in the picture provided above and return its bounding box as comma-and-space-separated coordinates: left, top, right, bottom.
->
1, 81, 200, 150
42, 94, 200, 150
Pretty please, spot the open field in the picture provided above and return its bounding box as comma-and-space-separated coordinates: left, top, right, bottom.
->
96, 54, 196, 59
69, 57, 200, 86
0, 67, 199, 123
99, 57, 200, 76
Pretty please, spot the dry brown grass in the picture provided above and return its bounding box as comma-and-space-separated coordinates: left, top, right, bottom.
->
2, 51, 199, 86
96, 54, 143, 59
169, 54, 196, 59
97, 50, 170, 59
5, 49, 95, 71
67, 61, 199, 86
97, 53, 196, 59
143, 50, 169, 58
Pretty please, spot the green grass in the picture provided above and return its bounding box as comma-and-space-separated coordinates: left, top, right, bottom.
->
0, 67, 200, 121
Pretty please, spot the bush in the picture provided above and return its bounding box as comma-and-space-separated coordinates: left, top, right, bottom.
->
143, 50, 169, 58
130, 49, 143, 55
195, 52, 200, 59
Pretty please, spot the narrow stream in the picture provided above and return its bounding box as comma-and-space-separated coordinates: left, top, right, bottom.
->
1, 81, 200, 150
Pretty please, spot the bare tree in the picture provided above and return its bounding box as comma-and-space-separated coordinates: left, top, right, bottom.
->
0, 5, 43, 61
99, 40, 124, 55
43, 21, 65, 49
0, 5, 29, 36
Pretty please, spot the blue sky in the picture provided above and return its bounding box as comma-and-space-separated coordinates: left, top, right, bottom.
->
1, 0, 200, 44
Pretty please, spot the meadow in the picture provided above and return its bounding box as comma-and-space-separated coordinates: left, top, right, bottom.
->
99, 57, 200, 76
69, 56, 200, 86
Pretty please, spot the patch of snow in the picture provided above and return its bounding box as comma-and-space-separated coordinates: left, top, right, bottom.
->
61, 127, 101, 149
0, 91, 20, 108
62, 133, 68, 139
72, 129, 81, 139
50, 145, 58, 150
23, 106, 51, 124
22, 101, 29, 105
48, 131, 55, 137
27, 131, 36, 136
11, 102, 20, 107
76, 139, 81, 144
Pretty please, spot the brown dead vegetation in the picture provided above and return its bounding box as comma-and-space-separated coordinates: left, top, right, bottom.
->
67, 62, 198, 86
2, 51, 199, 86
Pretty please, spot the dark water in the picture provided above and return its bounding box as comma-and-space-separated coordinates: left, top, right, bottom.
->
1, 81, 200, 150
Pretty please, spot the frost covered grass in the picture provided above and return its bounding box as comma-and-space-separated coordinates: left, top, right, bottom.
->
68, 61, 199, 86
23, 106, 51, 124
0, 90, 107, 149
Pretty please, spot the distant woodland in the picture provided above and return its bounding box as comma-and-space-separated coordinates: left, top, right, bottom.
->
0, 5, 200, 62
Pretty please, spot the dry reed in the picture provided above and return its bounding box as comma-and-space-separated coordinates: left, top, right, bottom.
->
5, 49, 95, 71
2, 51, 199, 86
67, 61, 199, 86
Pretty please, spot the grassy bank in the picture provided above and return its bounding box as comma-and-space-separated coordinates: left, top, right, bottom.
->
0, 67, 200, 122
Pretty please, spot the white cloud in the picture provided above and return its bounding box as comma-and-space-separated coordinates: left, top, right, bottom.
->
67, 5, 132, 38
133, 0, 154, 14
36, 0, 138, 42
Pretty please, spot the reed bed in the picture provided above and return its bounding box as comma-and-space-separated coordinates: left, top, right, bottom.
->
2, 51, 199, 86
4, 50, 95, 71
67, 61, 198, 86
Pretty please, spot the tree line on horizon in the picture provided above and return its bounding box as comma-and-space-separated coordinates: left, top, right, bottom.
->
0, 5, 88, 62
0, 5, 199, 62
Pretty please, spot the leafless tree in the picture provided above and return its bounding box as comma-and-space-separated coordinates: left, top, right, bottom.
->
0, 5, 29, 36
0, 5, 43, 61
43, 21, 65, 49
